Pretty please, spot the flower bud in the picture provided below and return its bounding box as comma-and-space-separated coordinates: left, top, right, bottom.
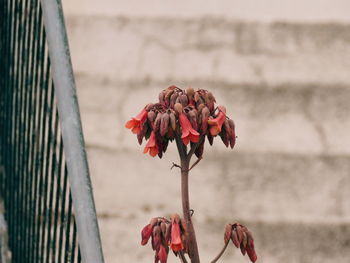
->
188, 110, 198, 131
160, 113, 170, 136
169, 112, 176, 130
153, 113, 162, 132
159, 91, 165, 105
224, 224, 232, 243
201, 106, 210, 133
145, 103, 154, 111
228, 119, 236, 149
179, 94, 188, 107
174, 103, 183, 114
152, 225, 161, 251
231, 230, 240, 248
141, 224, 153, 245
170, 92, 178, 109
195, 138, 205, 159
148, 111, 156, 123
194, 92, 200, 102
186, 87, 194, 97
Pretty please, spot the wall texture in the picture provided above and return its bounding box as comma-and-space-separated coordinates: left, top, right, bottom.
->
62, 1, 350, 262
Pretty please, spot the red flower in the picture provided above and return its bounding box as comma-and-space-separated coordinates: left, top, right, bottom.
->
170, 216, 184, 252
179, 113, 199, 145
125, 108, 148, 134
208, 106, 226, 136
143, 131, 159, 157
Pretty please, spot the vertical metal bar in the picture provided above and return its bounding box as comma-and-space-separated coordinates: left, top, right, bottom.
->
40, 0, 105, 262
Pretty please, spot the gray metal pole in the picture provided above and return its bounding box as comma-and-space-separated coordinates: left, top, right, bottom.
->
40, 0, 105, 262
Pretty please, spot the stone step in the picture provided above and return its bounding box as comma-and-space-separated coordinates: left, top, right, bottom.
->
76, 76, 350, 156
88, 148, 350, 224
66, 16, 350, 85
98, 213, 350, 263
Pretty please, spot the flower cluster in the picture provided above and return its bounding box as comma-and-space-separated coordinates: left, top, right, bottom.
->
224, 223, 257, 262
141, 214, 187, 263
125, 86, 236, 158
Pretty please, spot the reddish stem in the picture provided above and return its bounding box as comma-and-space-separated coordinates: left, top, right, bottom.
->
175, 133, 201, 263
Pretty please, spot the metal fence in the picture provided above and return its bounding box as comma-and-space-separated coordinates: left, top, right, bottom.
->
0, 0, 104, 262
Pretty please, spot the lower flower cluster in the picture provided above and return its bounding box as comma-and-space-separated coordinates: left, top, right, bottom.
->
224, 223, 257, 262
141, 214, 186, 263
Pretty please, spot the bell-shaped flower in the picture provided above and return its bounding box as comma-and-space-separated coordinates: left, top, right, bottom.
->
208, 106, 226, 136
143, 131, 159, 157
125, 108, 148, 134
170, 215, 184, 252
179, 113, 199, 145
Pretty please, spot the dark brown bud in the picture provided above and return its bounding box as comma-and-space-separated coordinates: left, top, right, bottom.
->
228, 119, 236, 149
148, 111, 156, 123
152, 225, 161, 251
165, 223, 172, 244
231, 230, 240, 248
160, 222, 167, 237
188, 110, 198, 131
194, 138, 205, 158
154, 113, 162, 132
179, 94, 188, 107
170, 92, 178, 109
159, 91, 165, 105
201, 106, 210, 133
207, 91, 216, 102
160, 113, 170, 136
207, 133, 214, 145
145, 103, 154, 111
194, 92, 200, 102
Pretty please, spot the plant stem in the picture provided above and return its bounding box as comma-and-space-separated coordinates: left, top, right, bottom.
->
210, 241, 229, 263
180, 157, 200, 263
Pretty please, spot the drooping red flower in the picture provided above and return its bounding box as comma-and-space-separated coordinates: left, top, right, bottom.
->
141, 224, 153, 246
178, 113, 199, 145
143, 131, 159, 157
125, 108, 148, 134
170, 215, 184, 252
208, 106, 226, 136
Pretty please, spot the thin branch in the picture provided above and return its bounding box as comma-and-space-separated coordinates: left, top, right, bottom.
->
179, 251, 189, 263
189, 157, 202, 171
210, 241, 230, 263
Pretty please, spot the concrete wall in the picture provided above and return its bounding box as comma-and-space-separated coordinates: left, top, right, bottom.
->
62, 1, 350, 262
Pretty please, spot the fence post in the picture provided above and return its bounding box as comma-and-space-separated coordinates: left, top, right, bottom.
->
40, 0, 105, 262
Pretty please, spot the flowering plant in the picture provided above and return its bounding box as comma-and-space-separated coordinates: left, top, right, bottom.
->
126, 86, 257, 263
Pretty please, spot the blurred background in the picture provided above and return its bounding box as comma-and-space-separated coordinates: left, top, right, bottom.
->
61, 1, 350, 262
